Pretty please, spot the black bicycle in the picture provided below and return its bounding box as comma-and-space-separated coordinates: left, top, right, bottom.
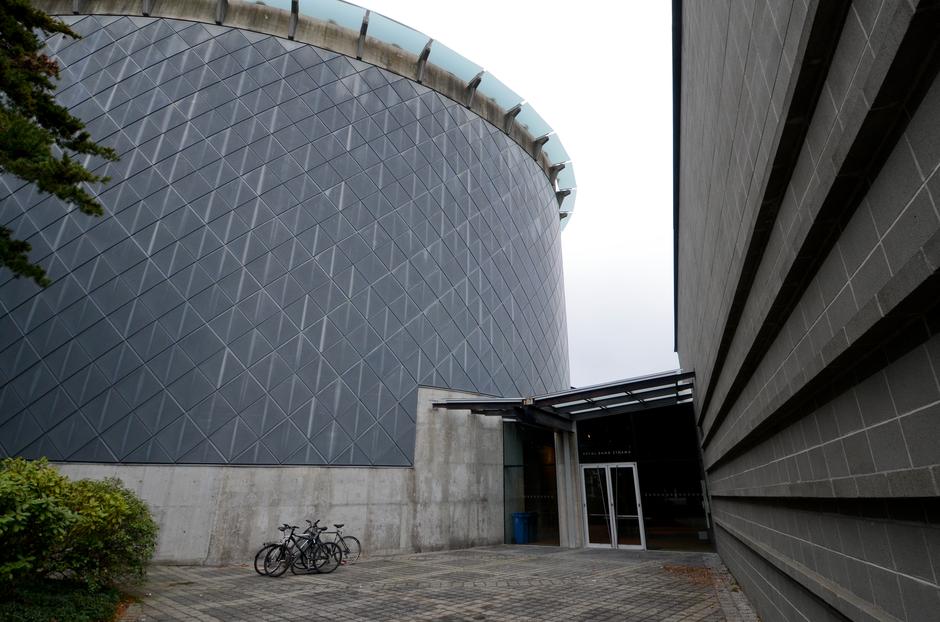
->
259, 524, 300, 577
253, 523, 292, 576
263, 520, 341, 577
291, 520, 342, 574
325, 523, 361, 564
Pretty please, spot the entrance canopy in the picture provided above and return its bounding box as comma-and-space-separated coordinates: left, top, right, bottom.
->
432, 370, 694, 432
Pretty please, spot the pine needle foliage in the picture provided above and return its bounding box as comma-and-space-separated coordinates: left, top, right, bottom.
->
0, 0, 118, 286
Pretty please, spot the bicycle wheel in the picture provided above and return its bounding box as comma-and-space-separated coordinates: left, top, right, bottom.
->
263, 544, 291, 577
254, 543, 278, 575
290, 542, 313, 574
339, 536, 361, 563
313, 542, 341, 574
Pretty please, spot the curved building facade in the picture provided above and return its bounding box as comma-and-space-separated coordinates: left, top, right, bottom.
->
0, 4, 569, 470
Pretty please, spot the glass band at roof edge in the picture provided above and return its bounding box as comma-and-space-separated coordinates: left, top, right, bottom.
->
365, 12, 427, 56
476, 74, 523, 111
250, 0, 576, 218
427, 41, 482, 85
297, 0, 364, 30
555, 162, 576, 191
542, 135, 570, 166
255, 0, 292, 11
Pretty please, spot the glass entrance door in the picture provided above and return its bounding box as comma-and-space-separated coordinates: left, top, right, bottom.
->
583, 466, 613, 546
611, 465, 643, 547
581, 463, 645, 549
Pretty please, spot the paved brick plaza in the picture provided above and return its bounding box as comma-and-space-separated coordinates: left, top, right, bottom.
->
120, 545, 757, 621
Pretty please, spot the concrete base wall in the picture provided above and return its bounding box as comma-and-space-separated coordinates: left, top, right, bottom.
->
554, 430, 583, 548
56, 387, 503, 564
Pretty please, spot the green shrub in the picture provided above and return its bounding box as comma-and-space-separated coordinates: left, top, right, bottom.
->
0, 459, 158, 592
59, 477, 158, 590
0, 458, 75, 585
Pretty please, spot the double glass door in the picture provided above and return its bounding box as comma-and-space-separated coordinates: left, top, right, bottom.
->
581, 463, 645, 549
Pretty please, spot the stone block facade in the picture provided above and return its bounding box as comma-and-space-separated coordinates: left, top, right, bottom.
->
676, 1, 940, 619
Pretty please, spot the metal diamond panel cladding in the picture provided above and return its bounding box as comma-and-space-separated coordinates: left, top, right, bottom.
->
0, 15, 569, 466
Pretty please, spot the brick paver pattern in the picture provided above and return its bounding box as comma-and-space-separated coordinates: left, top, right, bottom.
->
121, 545, 758, 621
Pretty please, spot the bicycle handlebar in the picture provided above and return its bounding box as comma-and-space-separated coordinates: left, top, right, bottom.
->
275, 520, 330, 536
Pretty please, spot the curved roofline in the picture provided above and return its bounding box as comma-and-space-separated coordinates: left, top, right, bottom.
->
35, 0, 576, 222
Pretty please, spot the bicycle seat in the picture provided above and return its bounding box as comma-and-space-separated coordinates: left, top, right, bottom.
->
334, 524, 344, 528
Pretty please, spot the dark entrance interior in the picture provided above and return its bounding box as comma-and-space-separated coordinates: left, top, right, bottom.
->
504, 422, 559, 545
578, 403, 710, 551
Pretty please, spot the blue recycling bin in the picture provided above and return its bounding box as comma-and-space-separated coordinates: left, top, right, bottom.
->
512, 512, 537, 544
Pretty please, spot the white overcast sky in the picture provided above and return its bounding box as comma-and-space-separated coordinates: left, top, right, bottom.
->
361, 0, 679, 387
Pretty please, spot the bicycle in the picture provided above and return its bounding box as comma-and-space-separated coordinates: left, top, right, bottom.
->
290, 520, 342, 575
260, 524, 302, 577
253, 523, 292, 576
263, 520, 341, 577
325, 523, 361, 564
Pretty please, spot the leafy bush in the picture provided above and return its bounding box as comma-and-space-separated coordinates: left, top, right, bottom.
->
0, 458, 158, 592
0, 458, 75, 585
60, 477, 158, 590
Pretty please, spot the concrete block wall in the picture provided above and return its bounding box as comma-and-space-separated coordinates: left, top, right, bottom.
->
676, 0, 811, 398
56, 387, 503, 563
697, 0, 923, 444
676, 1, 940, 620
